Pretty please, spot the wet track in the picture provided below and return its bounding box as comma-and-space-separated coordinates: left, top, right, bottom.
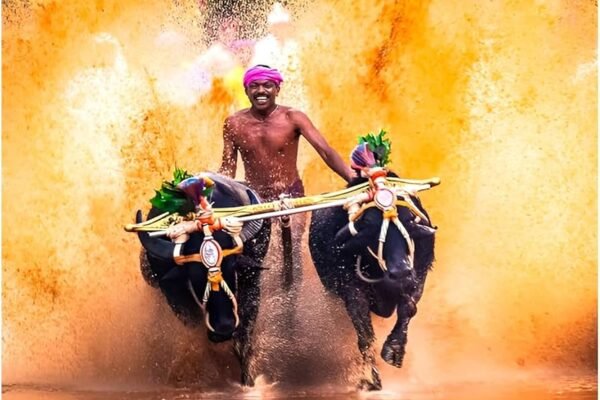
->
3, 373, 597, 400
3, 233, 597, 399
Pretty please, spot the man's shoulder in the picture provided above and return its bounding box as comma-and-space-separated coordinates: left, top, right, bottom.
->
282, 107, 313, 127
226, 109, 251, 125
229, 108, 251, 119
281, 106, 307, 119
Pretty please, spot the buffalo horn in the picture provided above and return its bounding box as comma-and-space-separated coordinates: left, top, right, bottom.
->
136, 210, 177, 261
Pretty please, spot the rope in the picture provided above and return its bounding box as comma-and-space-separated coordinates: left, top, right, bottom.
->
376, 219, 390, 271
392, 217, 415, 271
187, 279, 206, 309
355, 255, 385, 284
347, 171, 424, 281
221, 280, 240, 328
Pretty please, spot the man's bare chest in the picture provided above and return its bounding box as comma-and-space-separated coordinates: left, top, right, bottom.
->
232, 120, 299, 152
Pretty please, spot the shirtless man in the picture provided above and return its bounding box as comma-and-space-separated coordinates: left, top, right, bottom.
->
218, 64, 353, 201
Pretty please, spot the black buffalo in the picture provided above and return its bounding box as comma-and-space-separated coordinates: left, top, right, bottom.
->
136, 173, 270, 386
309, 173, 436, 390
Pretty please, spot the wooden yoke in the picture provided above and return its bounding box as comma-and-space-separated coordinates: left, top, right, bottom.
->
124, 177, 441, 235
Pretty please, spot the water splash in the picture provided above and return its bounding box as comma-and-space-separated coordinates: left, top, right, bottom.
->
2, 0, 597, 388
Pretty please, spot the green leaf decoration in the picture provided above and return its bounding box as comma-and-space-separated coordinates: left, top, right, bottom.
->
358, 129, 392, 167
173, 167, 192, 185
149, 167, 196, 214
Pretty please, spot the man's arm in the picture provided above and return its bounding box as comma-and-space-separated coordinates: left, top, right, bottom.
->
290, 110, 354, 182
217, 117, 238, 178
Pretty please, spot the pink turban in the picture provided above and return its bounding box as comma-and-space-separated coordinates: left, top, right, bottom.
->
243, 65, 284, 87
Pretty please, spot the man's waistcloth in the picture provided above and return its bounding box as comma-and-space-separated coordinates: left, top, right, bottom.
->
255, 179, 305, 202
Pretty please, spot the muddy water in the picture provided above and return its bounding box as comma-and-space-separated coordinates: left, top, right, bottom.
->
2, 373, 598, 400
2, 0, 597, 397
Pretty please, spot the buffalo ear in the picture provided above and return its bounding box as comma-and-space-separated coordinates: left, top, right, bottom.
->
406, 221, 437, 239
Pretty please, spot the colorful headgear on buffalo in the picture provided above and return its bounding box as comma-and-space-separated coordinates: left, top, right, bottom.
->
243, 64, 284, 87
350, 129, 392, 170
149, 168, 214, 214
350, 143, 376, 170
177, 175, 215, 209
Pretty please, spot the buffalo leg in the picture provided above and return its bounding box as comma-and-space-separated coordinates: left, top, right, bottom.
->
279, 215, 306, 336
233, 222, 271, 386
281, 221, 294, 291
233, 268, 261, 386
341, 287, 382, 391
381, 279, 426, 367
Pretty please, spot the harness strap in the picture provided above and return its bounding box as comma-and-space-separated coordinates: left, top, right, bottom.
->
355, 255, 384, 283
348, 221, 359, 236
187, 279, 207, 310
377, 219, 390, 271
396, 191, 429, 223
220, 280, 240, 328
349, 199, 424, 223
192, 273, 240, 332
392, 217, 415, 270
202, 281, 210, 304
174, 253, 203, 265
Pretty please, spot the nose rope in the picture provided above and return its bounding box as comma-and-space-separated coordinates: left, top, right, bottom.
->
187, 279, 216, 332
364, 212, 414, 273
188, 279, 206, 310
392, 217, 415, 271
220, 278, 240, 328
202, 277, 211, 304
157, 181, 274, 334
177, 219, 242, 332
189, 268, 241, 333
367, 246, 385, 270
376, 218, 390, 271
355, 255, 385, 283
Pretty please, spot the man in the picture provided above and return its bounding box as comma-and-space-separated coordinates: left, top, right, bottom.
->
218, 64, 353, 201
215, 65, 352, 352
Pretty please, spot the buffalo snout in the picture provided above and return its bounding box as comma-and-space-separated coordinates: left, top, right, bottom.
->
207, 329, 234, 343
385, 260, 417, 293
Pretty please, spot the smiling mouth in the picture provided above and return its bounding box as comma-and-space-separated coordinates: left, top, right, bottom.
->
254, 95, 269, 104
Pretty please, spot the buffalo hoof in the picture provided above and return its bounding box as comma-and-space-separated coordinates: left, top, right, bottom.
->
241, 372, 255, 387
358, 376, 382, 391
381, 337, 406, 368
357, 365, 382, 391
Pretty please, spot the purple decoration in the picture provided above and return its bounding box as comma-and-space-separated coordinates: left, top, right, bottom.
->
350, 143, 376, 169
177, 176, 206, 207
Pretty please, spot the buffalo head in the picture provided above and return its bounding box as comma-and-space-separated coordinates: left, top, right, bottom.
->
334, 205, 419, 297
136, 210, 241, 342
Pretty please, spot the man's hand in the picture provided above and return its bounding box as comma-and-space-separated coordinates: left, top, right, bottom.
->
277, 193, 294, 227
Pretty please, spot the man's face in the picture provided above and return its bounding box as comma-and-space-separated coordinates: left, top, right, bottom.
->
245, 79, 280, 110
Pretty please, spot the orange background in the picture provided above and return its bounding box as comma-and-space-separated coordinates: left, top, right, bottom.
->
2, 0, 596, 386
